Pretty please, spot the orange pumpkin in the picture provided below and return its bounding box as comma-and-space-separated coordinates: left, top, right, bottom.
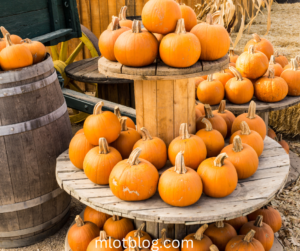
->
213, 70, 234, 87
191, 14, 230, 61
108, 6, 133, 29
0, 26, 22, 44
197, 75, 224, 105
276, 134, 289, 154
195, 108, 202, 120
224, 216, 248, 232
195, 77, 205, 98
221, 136, 259, 179
124, 237, 151, 251
274, 51, 289, 68
124, 223, 152, 248
87, 230, 123, 251
229, 49, 239, 63
268, 127, 276, 139
160, 19, 201, 68
197, 153, 238, 198
281, 59, 300, 96
133, 127, 167, 170
159, 151, 203, 207
0, 38, 5, 52
75, 128, 84, 135
151, 229, 179, 251
231, 101, 266, 139
269, 55, 283, 76
68, 215, 100, 251
180, 4, 198, 32
109, 148, 159, 201
230, 121, 264, 157
84, 101, 121, 145
244, 33, 274, 60
225, 67, 254, 104
84, 206, 111, 229
153, 33, 164, 45
114, 106, 136, 129
103, 215, 134, 241
142, 0, 182, 35
283, 55, 300, 70
100, 16, 130, 61
196, 101, 205, 114
236, 45, 269, 79
21, 38, 46, 64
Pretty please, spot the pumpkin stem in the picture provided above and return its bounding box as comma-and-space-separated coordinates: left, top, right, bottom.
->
215, 221, 225, 228
229, 66, 243, 81
112, 215, 120, 221
265, 67, 275, 79
161, 229, 169, 244
214, 154, 228, 168
248, 45, 255, 55
206, 14, 213, 25
128, 236, 140, 251
114, 106, 122, 119
132, 20, 142, 33
295, 56, 300, 64
99, 230, 108, 240
204, 104, 214, 119
4, 33, 13, 47
291, 59, 299, 71
21, 38, 33, 44
202, 118, 213, 131
99, 138, 110, 154
75, 215, 84, 227
119, 6, 128, 21
269, 55, 276, 65
140, 127, 153, 140
0, 26, 10, 38
128, 148, 142, 165
276, 134, 283, 142
252, 33, 261, 43
218, 100, 226, 113
240, 121, 251, 135
247, 101, 257, 119
120, 117, 128, 131
207, 74, 214, 82
175, 19, 186, 34
180, 123, 190, 139
134, 223, 145, 237
194, 224, 208, 241
229, 49, 235, 57
111, 16, 121, 31
174, 151, 187, 174
209, 245, 219, 251
93, 101, 104, 115
254, 215, 263, 227
244, 230, 256, 243
233, 136, 243, 152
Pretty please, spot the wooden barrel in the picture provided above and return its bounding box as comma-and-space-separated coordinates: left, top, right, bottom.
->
0, 54, 72, 248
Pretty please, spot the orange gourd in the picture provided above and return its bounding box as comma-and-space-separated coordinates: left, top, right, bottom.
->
231, 101, 266, 139
114, 20, 158, 67
133, 127, 167, 170
281, 59, 300, 96
84, 206, 111, 229
124, 223, 152, 248
75, 128, 84, 135
103, 215, 134, 241
236, 45, 269, 79
191, 14, 230, 61
230, 121, 264, 157
110, 118, 141, 159
69, 133, 94, 169
276, 134, 289, 154
197, 75, 224, 105
84, 138, 122, 185
196, 118, 225, 157
274, 51, 289, 68
229, 49, 239, 63
180, 4, 198, 32
221, 136, 259, 179
268, 127, 276, 139
196, 101, 205, 114
100, 16, 130, 62
114, 106, 135, 129
160, 19, 201, 68
225, 67, 254, 104
68, 215, 100, 251
21, 38, 46, 64
224, 216, 248, 232
87, 230, 123, 251
213, 70, 234, 87
83, 101, 121, 145
0, 26, 22, 44
108, 7, 133, 29
197, 153, 238, 198
168, 123, 207, 170
244, 33, 274, 60
142, 0, 182, 35
269, 55, 283, 76
109, 148, 159, 201
182, 224, 213, 251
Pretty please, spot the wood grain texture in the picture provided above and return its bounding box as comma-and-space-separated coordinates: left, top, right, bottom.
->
174, 79, 188, 138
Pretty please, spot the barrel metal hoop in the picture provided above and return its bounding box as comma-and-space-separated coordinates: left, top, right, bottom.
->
0, 71, 57, 97
0, 101, 67, 136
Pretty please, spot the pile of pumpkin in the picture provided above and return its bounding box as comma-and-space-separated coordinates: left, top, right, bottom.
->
68, 204, 282, 251
0, 26, 46, 71
98, 1, 230, 68
196, 33, 300, 105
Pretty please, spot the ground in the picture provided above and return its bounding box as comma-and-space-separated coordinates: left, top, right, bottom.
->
3, 2, 300, 251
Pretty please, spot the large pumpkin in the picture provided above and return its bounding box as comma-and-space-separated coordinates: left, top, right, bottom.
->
114, 106, 135, 129
124, 223, 152, 248
107, 6, 133, 29
103, 215, 134, 241
269, 55, 283, 76
87, 230, 123, 251
180, 4, 198, 32
244, 33, 274, 60
0, 26, 22, 44
84, 206, 111, 229
22, 38, 46, 64
281, 59, 300, 96
197, 75, 224, 105
224, 216, 248, 232
151, 229, 179, 251
274, 50, 289, 68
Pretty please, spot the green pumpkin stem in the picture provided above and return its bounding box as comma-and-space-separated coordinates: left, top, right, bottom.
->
202, 118, 213, 132
174, 152, 187, 174
111, 16, 121, 31
128, 148, 141, 165
244, 230, 256, 243
132, 20, 142, 33
206, 14, 213, 25
180, 123, 190, 139
140, 127, 153, 140
248, 45, 255, 54
209, 245, 219, 251
214, 154, 228, 167
233, 136, 243, 152
134, 223, 145, 237
119, 6, 128, 21
100, 231, 108, 240
175, 19, 186, 34
194, 224, 208, 241
247, 101, 257, 119
204, 104, 214, 119
120, 117, 128, 131
254, 215, 263, 227
75, 215, 84, 227
218, 100, 226, 114
93, 101, 104, 115
253, 33, 261, 43
291, 59, 299, 71
240, 121, 251, 135
99, 138, 110, 154
112, 215, 120, 221
229, 66, 243, 81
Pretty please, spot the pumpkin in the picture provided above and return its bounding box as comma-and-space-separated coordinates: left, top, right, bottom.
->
0, 26, 22, 44
151, 229, 179, 251
196, 104, 227, 138
213, 70, 234, 87
204, 221, 237, 251
87, 230, 123, 251
283, 55, 300, 70
281, 59, 300, 96
159, 151, 203, 207
124, 223, 152, 248
160, 19, 201, 68
221, 136, 259, 179
103, 215, 134, 241
83, 101, 121, 145
108, 6, 133, 29
276, 134, 289, 154
0, 34, 33, 71
269, 55, 283, 76
168, 123, 207, 169
100, 16, 130, 62
142, 0, 182, 35
212, 100, 236, 137
273, 51, 289, 68
110, 118, 141, 159
225, 67, 254, 105
195, 77, 205, 98
230, 121, 264, 157
68, 215, 100, 251
0, 38, 5, 52
197, 75, 224, 105
196, 101, 205, 114
231, 101, 266, 139
182, 224, 213, 251
236, 45, 269, 79
196, 118, 225, 157
225, 230, 265, 251
114, 20, 158, 67
268, 127, 276, 139
209, 245, 219, 251
21, 38, 46, 64
180, 4, 198, 32
153, 33, 164, 45
195, 108, 202, 120
114, 106, 136, 129
133, 127, 167, 170
229, 62, 236, 67
75, 128, 84, 135
197, 153, 238, 198
224, 216, 248, 232
109, 148, 159, 201
69, 133, 94, 169
229, 49, 239, 63
240, 215, 274, 251
84, 206, 111, 229
190, 14, 230, 61
84, 138, 122, 185
244, 33, 274, 60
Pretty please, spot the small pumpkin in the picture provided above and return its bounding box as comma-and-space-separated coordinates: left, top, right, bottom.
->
269, 55, 283, 76
68, 215, 100, 251
196, 101, 205, 114
124, 237, 151, 251
224, 216, 248, 232
197, 153, 238, 198
180, 4, 197, 32
84, 138, 122, 185
213, 70, 234, 87
0, 38, 5, 52
195, 108, 202, 120
133, 127, 167, 170
84, 206, 111, 229
21, 38, 46, 64
0, 26, 22, 44
240, 215, 274, 251
283, 55, 300, 70
124, 223, 152, 248
108, 6, 133, 29
160, 19, 201, 68
276, 134, 289, 154
225, 67, 254, 104
230, 121, 264, 157
268, 127, 276, 139
87, 230, 123, 251
159, 151, 203, 207
153, 33, 164, 45
168, 123, 207, 170
103, 215, 134, 241
195, 77, 205, 98
114, 106, 136, 129
229, 49, 239, 63
274, 50, 289, 68
221, 136, 259, 179
281, 58, 300, 96
197, 74, 224, 105
151, 229, 179, 251
109, 148, 159, 201
83, 101, 121, 145
244, 33, 274, 60
231, 101, 266, 139
75, 128, 84, 135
